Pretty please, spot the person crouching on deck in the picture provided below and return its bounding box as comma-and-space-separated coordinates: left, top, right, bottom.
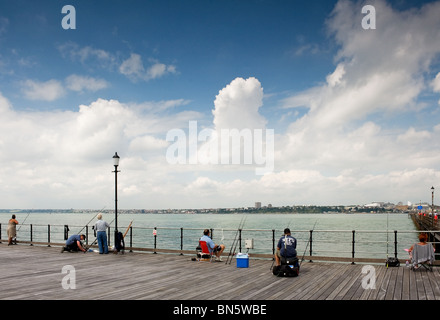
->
61, 234, 87, 253
200, 229, 225, 261
275, 228, 297, 266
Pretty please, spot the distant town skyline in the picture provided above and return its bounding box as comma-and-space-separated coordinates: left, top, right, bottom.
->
0, 1, 440, 209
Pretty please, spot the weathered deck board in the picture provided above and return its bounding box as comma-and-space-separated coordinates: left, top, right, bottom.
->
0, 244, 439, 301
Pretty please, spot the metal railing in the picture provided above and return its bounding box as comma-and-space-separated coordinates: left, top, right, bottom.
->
1, 223, 438, 264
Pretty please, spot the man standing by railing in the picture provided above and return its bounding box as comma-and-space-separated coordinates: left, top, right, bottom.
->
94, 213, 110, 254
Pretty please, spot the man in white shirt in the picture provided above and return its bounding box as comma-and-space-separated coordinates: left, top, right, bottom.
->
94, 213, 110, 254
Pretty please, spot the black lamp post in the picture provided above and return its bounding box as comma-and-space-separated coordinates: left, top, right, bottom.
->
113, 152, 120, 247
431, 186, 435, 230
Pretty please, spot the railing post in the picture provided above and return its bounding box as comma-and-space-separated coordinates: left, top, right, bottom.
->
394, 230, 398, 259
129, 226, 133, 252
0, 223, 2, 243
351, 230, 355, 265
86, 226, 89, 246
107, 227, 111, 247
180, 227, 184, 255
238, 229, 242, 253
309, 230, 313, 262
153, 227, 157, 254
30, 224, 33, 246
47, 225, 51, 247
64, 225, 69, 240
272, 229, 275, 261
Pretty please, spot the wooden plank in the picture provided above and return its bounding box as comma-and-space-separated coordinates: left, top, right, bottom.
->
385, 267, 398, 300
409, 265, 418, 300
422, 269, 436, 300
307, 263, 350, 300
429, 267, 440, 300
307, 263, 348, 300
341, 268, 363, 300
376, 267, 392, 300
324, 264, 362, 300
284, 263, 338, 300
401, 266, 411, 300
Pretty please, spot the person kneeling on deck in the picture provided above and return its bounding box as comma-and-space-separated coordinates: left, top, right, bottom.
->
273, 228, 299, 277
61, 234, 87, 253
200, 229, 225, 261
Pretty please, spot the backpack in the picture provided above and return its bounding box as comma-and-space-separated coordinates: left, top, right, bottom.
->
115, 231, 125, 252
385, 257, 400, 267
273, 256, 300, 277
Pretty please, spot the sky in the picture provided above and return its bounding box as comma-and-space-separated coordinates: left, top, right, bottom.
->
1, 0, 440, 209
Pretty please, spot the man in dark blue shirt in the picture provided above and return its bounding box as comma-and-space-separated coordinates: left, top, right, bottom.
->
275, 228, 297, 266
61, 234, 86, 252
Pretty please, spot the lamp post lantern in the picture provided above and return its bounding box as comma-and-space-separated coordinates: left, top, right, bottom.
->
113, 152, 120, 248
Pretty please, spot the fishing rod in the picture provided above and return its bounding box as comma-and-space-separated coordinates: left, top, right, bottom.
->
225, 215, 247, 265
299, 219, 318, 267
220, 228, 225, 244
231, 216, 247, 259
225, 218, 241, 264
76, 206, 107, 235
84, 237, 98, 252
16, 210, 31, 232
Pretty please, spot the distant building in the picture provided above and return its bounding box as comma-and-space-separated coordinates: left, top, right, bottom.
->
255, 202, 261, 209
365, 202, 384, 208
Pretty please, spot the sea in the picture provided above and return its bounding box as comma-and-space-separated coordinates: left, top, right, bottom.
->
0, 212, 419, 261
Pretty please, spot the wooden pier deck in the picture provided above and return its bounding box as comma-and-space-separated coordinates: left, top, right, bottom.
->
0, 243, 439, 302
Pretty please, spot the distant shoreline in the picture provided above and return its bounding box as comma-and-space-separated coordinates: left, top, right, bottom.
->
0, 206, 416, 215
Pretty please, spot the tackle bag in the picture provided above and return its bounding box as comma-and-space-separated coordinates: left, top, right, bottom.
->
273, 256, 300, 277
115, 231, 125, 252
385, 257, 400, 267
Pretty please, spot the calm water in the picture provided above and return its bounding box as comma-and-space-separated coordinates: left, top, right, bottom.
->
0, 212, 419, 260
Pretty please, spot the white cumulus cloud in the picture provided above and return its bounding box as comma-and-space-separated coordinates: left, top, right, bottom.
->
119, 53, 176, 82
21, 79, 66, 101
65, 74, 109, 92
212, 77, 266, 130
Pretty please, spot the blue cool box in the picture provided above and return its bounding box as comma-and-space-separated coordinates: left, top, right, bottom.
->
236, 253, 249, 268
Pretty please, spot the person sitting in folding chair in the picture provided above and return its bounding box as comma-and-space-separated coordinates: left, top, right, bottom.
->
200, 229, 225, 262
408, 233, 435, 271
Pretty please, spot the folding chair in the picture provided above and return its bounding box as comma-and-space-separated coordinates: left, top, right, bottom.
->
197, 241, 213, 262
411, 243, 435, 271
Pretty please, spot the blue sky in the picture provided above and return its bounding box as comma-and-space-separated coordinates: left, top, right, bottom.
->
1, 0, 440, 209
1, 1, 336, 114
